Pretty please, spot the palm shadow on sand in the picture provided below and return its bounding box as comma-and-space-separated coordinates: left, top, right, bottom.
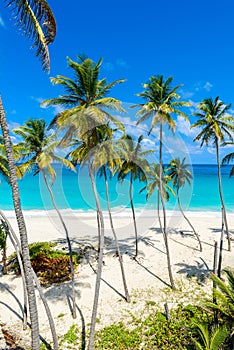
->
176, 258, 212, 284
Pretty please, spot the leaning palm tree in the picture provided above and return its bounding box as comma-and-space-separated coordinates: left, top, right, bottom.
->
118, 134, 151, 258
90, 124, 130, 302
192, 97, 234, 251
167, 157, 202, 251
42, 55, 125, 350
13, 118, 77, 320
134, 75, 190, 289
0, 2, 56, 348
222, 141, 234, 177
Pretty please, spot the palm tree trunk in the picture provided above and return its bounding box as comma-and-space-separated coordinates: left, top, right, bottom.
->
96, 210, 101, 253
0, 97, 40, 350
159, 122, 175, 289
177, 190, 202, 252
129, 172, 138, 258
215, 138, 231, 251
41, 170, 77, 319
87, 162, 105, 350
4, 212, 58, 349
157, 191, 163, 230
103, 166, 130, 302
217, 206, 225, 278
0, 211, 28, 329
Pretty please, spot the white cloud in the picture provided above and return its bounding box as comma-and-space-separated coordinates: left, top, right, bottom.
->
176, 115, 198, 138
203, 81, 213, 91
116, 58, 129, 69
179, 89, 194, 99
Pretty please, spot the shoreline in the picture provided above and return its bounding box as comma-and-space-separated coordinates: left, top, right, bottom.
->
2, 207, 234, 219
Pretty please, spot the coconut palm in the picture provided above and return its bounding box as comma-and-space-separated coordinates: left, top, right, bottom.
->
192, 97, 234, 251
91, 124, 130, 302
13, 118, 77, 319
222, 141, 234, 177
167, 157, 202, 251
0, 2, 56, 348
118, 134, 151, 258
134, 75, 190, 289
141, 163, 175, 232
41, 55, 125, 137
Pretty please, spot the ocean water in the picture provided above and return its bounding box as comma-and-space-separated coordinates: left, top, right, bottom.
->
0, 164, 233, 213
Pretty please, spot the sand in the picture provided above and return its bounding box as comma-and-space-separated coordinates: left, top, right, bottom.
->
0, 208, 233, 347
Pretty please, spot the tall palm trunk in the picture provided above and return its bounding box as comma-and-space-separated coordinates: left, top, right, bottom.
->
159, 122, 175, 289
129, 172, 138, 258
41, 169, 77, 319
0, 97, 40, 349
215, 138, 231, 251
103, 166, 130, 302
157, 191, 163, 231
87, 162, 105, 350
177, 190, 202, 252
217, 206, 225, 278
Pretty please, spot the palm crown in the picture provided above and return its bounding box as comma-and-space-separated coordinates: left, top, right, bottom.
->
42, 56, 125, 140
13, 118, 75, 183
192, 97, 234, 146
167, 157, 193, 191
134, 75, 190, 134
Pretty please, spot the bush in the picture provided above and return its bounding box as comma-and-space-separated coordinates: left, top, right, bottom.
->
8, 241, 80, 285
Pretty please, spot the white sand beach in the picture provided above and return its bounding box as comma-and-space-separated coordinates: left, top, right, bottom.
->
0, 209, 233, 347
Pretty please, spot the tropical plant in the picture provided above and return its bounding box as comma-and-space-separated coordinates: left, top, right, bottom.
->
42, 55, 125, 350
141, 163, 175, 231
134, 75, 190, 289
206, 269, 234, 324
118, 134, 151, 258
192, 97, 234, 251
13, 118, 77, 319
222, 141, 234, 177
167, 157, 202, 251
41, 55, 125, 135
0, 2, 56, 349
91, 124, 130, 302
193, 323, 228, 350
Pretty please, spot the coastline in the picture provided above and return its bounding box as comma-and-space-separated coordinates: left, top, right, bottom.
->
0, 207, 233, 346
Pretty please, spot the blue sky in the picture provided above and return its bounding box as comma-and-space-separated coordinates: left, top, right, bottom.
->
0, 0, 234, 164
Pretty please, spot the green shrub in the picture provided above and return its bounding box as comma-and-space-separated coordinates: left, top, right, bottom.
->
8, 241, 80, 285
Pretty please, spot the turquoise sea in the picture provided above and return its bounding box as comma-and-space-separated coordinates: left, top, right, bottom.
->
0, 164, 233, 213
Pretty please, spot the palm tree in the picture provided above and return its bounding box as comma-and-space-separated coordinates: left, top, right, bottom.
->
41, 55, 125, 135
192, 97, 234, 251
13, 118, 78, 319
0, 2, 56, 348
167, 157, 202, 251
141, 163, 175, 231
42, 56, 125, 350
91, 124, 130, 302
193, 323, 228, 350
222, 141, 234, 177
118, 134, 150, 258
134, 75, 190, 289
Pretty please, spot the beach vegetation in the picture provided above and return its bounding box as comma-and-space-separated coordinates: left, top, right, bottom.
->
167, 157, 202, 251
8, 241, 80, 285
192, 96, 234, 251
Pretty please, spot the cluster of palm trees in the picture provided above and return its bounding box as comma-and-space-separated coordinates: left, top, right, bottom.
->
1, 1, 234, 350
